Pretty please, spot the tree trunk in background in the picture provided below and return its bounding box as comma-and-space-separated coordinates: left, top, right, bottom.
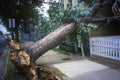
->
14, 27, 19, 42
11, 31, 15, 40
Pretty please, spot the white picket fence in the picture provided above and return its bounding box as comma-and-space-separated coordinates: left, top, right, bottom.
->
89, 36, 120, 61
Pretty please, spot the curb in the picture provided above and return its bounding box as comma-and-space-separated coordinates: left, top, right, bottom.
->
0, 47, 9, 80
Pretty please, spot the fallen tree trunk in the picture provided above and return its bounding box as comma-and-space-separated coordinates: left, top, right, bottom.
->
23, 23, 76, 63
6, 23, 75, 80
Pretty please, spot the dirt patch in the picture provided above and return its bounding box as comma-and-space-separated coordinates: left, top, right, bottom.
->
62, 58, 71, 60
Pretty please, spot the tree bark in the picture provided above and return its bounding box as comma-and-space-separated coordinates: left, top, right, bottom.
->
78, 16, 120, 23
25, 23, 76, 63
92, 0, 110, 15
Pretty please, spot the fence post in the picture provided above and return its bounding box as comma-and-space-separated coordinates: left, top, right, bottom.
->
118, 39, 120, 61
89, 38, 93, 57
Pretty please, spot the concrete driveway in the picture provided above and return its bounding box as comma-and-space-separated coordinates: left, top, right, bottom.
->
36, 50, 120, 80
54, 60, 120, 80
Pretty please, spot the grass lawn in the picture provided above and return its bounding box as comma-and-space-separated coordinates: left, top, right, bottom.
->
52, 48, 70, 55
5, 59, 24, 80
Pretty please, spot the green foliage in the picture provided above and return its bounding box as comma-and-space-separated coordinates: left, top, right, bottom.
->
52, 48, 70, 55
5, 59, 24, 80
47, 2, 97, 56
34, 2, 99, 56
48, 2, 79, 24
34, 16, 50, 40
0, 0, 43, 33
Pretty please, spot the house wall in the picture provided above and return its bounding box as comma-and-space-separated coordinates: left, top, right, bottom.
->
89, 22, 120, 37
63, 0, 87, 9
89, 6, 120, 37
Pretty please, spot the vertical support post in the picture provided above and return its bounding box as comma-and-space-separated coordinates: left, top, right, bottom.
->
8, 19, 15, 40
118, 39, 120, 61
89, 38, 92, 57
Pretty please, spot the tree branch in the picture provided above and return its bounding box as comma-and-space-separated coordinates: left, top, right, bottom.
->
78, 16, 120, 23
92, 0, 109, 15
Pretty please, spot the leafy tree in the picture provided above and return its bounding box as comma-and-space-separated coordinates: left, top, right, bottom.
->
0, 0, 43, 41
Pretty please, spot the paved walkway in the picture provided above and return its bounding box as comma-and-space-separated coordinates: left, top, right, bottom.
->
54, 60, 120, 80
37, 50, 120, 80
36, 50, 82, 64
